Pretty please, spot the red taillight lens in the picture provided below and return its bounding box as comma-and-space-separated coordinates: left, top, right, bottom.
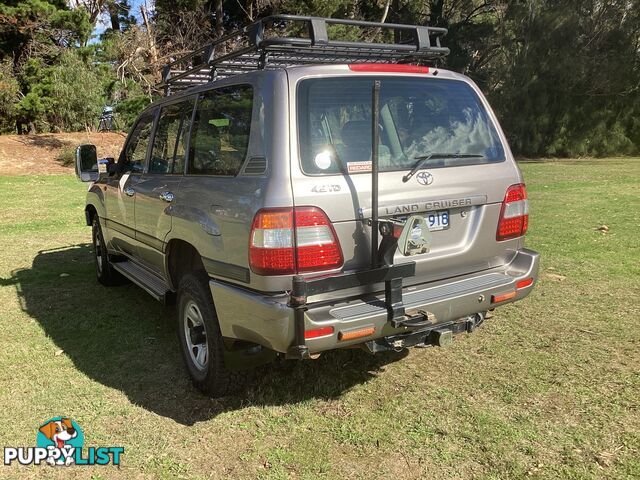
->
249, 208, 295, 275
497, 184, 529, 241
294, 208, 344, 272
249, 207, 344, 275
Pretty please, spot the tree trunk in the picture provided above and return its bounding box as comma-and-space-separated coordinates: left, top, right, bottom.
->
215, 0, 224, 38
215, 0, 225, 54
429, 0, 445, 25
108, 1, 120, 31
140, 5, 159, 80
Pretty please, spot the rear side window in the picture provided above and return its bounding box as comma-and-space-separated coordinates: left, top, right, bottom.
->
150, 99, 195, 174
298, 77, 505, 175
187, 85, 253, 176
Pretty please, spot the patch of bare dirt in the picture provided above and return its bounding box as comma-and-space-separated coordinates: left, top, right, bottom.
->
0, 132, 126, 175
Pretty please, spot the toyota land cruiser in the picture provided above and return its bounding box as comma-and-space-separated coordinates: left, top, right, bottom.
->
75, 15, 539, 396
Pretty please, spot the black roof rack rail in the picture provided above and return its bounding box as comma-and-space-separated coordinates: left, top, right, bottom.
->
158, 14, 449, 96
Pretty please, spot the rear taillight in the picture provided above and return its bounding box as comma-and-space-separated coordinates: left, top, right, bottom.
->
249, 207, 343, 275
497, 184, 529, 241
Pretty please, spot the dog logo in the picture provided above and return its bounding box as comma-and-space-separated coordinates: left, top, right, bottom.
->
36, 417, 84, 466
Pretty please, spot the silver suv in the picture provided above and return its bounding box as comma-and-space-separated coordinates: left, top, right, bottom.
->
76, 15, 539, 396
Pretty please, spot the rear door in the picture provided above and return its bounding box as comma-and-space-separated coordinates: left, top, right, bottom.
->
134, 98, 195, 274
290, 72, 523, 284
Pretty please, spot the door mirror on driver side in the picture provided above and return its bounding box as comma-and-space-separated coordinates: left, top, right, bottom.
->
75, 144, 98, 182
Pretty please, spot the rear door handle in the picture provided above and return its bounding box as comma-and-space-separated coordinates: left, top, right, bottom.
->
123, 187, 135, 197
159, 191, 175, 203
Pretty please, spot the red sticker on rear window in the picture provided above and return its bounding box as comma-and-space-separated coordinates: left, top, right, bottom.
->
347, 161, 372, 173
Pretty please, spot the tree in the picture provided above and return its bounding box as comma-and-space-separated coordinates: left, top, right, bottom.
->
0, 62, 20, 133
0, 0, 91, 66
489, 0, 640, 156
69, 0, 135, 32
48, 50, 104, 131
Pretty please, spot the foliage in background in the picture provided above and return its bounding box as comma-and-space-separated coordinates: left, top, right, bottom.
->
490, 0, 640, 157
0, 0, 92, 65
0, 0, 638, 158
0, 62, 19, 132
49, 50, 104, 131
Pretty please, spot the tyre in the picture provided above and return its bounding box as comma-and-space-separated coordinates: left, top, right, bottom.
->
91, 216, 123, 286
177, 272, 240, 396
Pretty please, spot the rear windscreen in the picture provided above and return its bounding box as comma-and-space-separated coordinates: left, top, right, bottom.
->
298, 77, 505, 175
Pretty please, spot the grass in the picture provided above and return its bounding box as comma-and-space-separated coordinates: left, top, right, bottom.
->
0, 159, 639, 479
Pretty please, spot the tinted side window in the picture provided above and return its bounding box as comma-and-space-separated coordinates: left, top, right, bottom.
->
150, 100, 194, 174
188, 85, 253, 176
122, 112, 154, 173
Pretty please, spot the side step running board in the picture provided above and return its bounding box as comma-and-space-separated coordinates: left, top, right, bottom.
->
111, 260, 171, 302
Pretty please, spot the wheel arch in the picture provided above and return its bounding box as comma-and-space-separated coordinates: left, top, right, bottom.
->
85, 204, 98, 226
165, 239, 206, 291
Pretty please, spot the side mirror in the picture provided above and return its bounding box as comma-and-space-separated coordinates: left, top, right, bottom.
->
75, 144, 98, 182
397, 215, 432, 256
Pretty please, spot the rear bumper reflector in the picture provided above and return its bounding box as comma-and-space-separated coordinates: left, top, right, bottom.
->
491, 291, 517, 303
338, 326, 376, 341
516, 278, 534, 289
304, 326, 334, 339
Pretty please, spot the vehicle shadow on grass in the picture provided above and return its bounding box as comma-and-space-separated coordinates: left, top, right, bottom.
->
6, 244, 407, 425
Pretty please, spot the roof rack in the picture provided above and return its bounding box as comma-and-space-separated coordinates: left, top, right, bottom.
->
158, 14, 449, 96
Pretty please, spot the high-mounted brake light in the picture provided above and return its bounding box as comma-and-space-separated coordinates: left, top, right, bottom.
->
348, 64, 430, 74
497, 184, 529, 241
249, 207, 344, 275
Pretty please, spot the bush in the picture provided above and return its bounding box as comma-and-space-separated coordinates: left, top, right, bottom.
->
56, 146, 76, 167
49, 51, 104, 131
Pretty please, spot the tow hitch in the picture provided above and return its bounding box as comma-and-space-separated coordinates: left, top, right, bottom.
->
362, 313, 486, 354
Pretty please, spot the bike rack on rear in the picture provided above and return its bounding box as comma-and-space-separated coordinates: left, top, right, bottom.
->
286, 81, 432, 360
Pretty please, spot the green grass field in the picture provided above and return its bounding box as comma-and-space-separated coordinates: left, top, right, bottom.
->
0, 160, 638, 479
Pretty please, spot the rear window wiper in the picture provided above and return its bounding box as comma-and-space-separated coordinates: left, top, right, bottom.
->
402, 153, 485, 183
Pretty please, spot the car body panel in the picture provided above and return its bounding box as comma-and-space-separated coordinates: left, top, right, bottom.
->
103, 172, 141, 257
134, 174, 183, 274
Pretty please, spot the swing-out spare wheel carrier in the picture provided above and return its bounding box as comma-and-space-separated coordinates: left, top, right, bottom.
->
77, 14, 539, 394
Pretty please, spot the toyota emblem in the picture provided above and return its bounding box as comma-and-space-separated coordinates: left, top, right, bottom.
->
416, 171, 434, 186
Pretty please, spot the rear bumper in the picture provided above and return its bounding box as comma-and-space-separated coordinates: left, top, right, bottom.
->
211, 248, 540, 354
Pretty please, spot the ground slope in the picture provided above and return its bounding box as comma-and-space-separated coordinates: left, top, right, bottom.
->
0, 132, 125, 176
